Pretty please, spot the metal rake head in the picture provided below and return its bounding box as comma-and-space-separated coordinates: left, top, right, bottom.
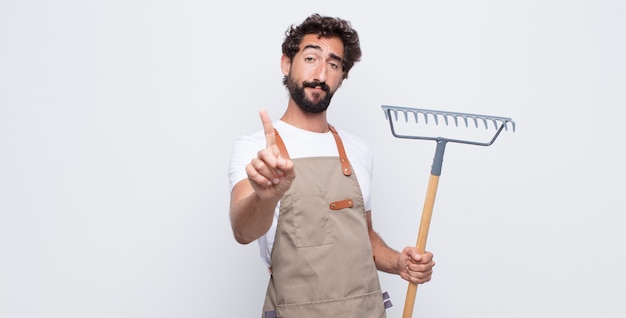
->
382, 105, 516, 146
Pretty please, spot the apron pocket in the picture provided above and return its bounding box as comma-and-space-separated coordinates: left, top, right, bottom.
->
276, 290, 386, 318
290, 192, 334, 247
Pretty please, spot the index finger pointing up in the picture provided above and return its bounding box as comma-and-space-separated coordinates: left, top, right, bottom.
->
259, 109, 276, 148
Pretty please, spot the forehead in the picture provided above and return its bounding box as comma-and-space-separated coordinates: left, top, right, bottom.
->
299, 34, 344, 58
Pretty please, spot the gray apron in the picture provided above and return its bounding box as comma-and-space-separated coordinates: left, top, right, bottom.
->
262, 125, 391, 318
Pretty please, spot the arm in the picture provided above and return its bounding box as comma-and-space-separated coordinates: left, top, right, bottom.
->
229, 110, 295, 244
229, 179, 280, 244
366, 211, 435, 284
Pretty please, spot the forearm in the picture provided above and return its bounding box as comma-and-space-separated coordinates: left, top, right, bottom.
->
369, 229, 401, 274
229, 181, 279, 244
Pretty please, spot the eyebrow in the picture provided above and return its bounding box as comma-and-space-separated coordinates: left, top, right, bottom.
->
302, 44, 343, 63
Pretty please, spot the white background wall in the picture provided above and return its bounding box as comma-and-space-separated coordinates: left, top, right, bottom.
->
1, 0, 624, 317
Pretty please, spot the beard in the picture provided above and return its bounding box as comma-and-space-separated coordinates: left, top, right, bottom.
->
285, 75, 334, 114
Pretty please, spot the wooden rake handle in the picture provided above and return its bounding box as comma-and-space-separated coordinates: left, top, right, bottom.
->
402, 173, 439, 318
402, 140, 446, 318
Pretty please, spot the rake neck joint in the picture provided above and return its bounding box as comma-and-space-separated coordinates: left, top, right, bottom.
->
431, 139, 447, 176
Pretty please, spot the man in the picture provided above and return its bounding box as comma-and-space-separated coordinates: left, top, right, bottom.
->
228, 14, 435, 317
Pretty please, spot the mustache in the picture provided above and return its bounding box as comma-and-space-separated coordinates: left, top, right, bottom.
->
302, 80, 330, 92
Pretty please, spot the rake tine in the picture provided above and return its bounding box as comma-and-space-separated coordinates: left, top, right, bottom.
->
461, 115, 469, 127
412, 111, 419, 124
500, 120, 509, 131
423, 112, 429, 125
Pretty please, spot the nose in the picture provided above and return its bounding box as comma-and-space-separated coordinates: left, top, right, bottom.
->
313, 61, 328, 83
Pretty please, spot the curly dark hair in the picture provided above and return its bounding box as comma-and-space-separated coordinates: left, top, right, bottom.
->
282, 13, 362, 81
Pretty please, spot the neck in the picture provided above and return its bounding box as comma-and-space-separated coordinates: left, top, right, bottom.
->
280, 100, 329, 133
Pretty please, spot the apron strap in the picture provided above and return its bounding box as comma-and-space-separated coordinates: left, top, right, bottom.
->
273, 125, 352, 176
328, 124, 352, 176
273, 129, 291, 159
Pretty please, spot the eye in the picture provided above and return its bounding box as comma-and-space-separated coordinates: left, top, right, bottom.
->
304, 56, 316, 63
329, 62, 340, 69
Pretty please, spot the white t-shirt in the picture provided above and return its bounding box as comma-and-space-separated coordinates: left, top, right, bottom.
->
228, 120, 373, 267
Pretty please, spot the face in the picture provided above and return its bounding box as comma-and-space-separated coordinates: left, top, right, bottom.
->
283, 34, 345, 114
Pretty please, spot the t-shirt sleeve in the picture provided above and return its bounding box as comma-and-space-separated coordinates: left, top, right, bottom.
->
228, 133, 264, 193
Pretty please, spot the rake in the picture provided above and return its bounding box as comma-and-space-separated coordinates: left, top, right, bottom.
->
381, 105, 515, 318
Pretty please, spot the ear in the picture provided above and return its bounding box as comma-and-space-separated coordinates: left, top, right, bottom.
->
280, 54, 291, 76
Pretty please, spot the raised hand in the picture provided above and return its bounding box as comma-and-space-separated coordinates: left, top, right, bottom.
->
245, 110, 295, 200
